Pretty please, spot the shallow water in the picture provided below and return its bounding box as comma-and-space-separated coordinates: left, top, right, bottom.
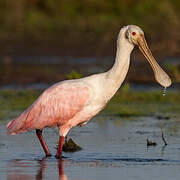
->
1, 116, 180, 180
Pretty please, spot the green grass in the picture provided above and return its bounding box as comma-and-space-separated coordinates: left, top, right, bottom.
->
0, 90, 40, 121
102, 90, 180, 117
0, 89, 179, 121
65, 70, 82, 80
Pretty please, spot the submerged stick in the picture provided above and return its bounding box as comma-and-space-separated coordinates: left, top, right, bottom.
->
161, 128, 168, 146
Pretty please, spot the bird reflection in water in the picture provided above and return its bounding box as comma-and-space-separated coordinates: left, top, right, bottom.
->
7, 157, 69, 180
36, 157, 68, 180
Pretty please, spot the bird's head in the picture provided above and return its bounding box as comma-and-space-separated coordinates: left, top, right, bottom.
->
125, 25, 144, 45
123, 25, 171, 88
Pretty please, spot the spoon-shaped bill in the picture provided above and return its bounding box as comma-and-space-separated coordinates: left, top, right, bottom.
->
137, 34, 171, 88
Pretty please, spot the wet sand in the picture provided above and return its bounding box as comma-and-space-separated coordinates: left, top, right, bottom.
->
1, 116, 180, 180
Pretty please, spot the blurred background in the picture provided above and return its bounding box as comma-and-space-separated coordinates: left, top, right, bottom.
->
0, 0, 180, 86
0, 0, 180, 120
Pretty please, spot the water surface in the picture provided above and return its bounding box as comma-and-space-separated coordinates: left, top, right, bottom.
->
1, 116, 180, 180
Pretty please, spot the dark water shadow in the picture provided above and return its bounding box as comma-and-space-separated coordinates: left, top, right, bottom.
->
83, 157, 180, 163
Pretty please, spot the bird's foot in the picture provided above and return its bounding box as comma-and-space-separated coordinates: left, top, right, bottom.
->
55, 154, 62, 159
46, 153, 52, 157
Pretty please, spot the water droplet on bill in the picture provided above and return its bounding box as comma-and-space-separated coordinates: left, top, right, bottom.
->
163, 87, 166, 96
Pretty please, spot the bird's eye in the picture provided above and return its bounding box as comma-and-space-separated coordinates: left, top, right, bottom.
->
132, 32, 136, 36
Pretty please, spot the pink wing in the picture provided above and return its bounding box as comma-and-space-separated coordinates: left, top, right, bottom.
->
7, 83, 90, 135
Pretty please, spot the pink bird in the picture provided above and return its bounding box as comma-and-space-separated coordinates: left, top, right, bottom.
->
7, 25, 171, 159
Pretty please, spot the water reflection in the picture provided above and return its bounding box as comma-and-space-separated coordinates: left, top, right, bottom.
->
36, 157, 48, 180
58, 160, 68, 180
7, 159, 34, 180
160, 145, 167, 157
7, 157, 70, 180
36, 158, 69, 180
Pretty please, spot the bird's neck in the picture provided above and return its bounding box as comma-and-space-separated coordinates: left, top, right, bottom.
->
106, 33, 134, 92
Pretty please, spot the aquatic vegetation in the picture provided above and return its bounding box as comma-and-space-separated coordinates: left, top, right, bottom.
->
65, 70, 82, 79
102, 90, 180, 117
0, 89, 180, 121
0, 90, 40, 121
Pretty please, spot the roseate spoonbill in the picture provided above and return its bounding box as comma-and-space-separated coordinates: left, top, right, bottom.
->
7, 25, 171, 159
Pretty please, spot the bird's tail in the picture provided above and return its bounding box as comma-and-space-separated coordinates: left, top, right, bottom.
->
7, 110, 30, 135
7, 119, 17, 135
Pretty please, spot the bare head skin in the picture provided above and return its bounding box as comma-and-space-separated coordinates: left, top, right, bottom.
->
125, 25, 172, 88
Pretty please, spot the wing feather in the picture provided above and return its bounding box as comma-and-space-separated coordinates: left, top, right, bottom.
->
7, 83, 90, 134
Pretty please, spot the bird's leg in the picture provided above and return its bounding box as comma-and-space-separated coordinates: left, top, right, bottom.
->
36, 129, 51, 157
55, 136, 65, 159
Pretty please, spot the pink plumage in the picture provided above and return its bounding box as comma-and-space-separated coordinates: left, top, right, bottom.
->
7, 83, 90, 135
